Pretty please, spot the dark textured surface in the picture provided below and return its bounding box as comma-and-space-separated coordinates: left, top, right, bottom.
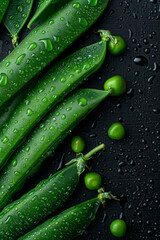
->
0, 0, 160, 239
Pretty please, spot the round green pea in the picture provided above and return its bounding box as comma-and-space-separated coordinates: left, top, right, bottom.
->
71, 136, 85, 153
108, 36, 126, 56
108, 123, 125, 140
110, 219, 127, 237
104, 75, 126, 96
84, 172, 102, 190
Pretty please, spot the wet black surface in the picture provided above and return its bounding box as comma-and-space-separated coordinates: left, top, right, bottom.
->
0, 0, 160, 239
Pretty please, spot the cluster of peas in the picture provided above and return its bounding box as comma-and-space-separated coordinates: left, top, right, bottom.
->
71, 34, 127, 239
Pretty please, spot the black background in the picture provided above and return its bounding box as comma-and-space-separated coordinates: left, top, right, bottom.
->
0, 0, 160, 239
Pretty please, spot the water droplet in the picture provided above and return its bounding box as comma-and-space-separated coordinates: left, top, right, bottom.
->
13, 129, 19, 133
0, 185, 5, 189
16, 54, 26, 65
41, 135, 45, 141
2, 137, 9, 143
61, 77, 66, 82
61, 114, 66, 119
6, 62, 10, 68
88, 0, 98, 6
28, 42, 37, 51
79, 17, 88, 27
14, 171, 20, 176
78, 98, 87, 107
22, 13, 27, 19
51, 86, 55, 92
60, 17, 65, 21
83, 63, 90, 70
12, 160, 17, 167
66, 107, 72, 111
133, 56, 148, 66
17, 5, 23, 13
39, 39, 53, 52
53, 36, 60, 43
0, 73, 8, 86
49, 20, 54, 25
42, 97, 48, 103
5, 216, 12, 223
26, 0, 31, 5
73, 3, 80, 8
49, 126, 55, 130
26, 108, 34, 116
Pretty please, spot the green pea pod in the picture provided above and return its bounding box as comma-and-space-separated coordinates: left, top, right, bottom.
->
28, 0, 71, 29
0, 0, 109, 107
0, 144, 104, 240
0, 0, 10, 24
0, 39, 108, 170
3, 0, 34, 47
0, 88, 112, 210
19, 190, 117, 240
0, 77, 38, 130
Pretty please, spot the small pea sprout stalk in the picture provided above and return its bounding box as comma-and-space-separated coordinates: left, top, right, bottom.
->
12, 35, 19, 48
98, 187, 119, 206
98, 30, 118, 45
66, 144, 105, 175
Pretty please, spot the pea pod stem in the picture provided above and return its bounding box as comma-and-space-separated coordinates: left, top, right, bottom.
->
84, 143, 105, 160
66, 143, 105, 175
98, 29, 117, 44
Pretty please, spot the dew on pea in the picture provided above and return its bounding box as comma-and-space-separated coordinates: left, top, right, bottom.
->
88, 0, 98, 6
73, 3, 80, 8
14, 171, 20, 176
5, 215, 12, 224
42, 97, 48, 103
26, 108, 34, 116
12, 160, 17, 167
61, 77, 66, 83
16, 54, 26, 65
28, 42, 37, 51
78, 98, 87, 107
61, 114, 66, 120
83, 63, 90, 70
79, 17, 89, 27
0, 147, 2, 152
0, 73, 8, 86
49, 126, 55, 130
53, 36, 60, 43
2, 136, 9, 143
39, 39, 53, 52
17, 5, 23, 13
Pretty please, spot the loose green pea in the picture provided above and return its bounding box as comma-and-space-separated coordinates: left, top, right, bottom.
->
84, 172, 102, 190
108, 123, 125, 140
110, 219, 127, 237
71, 136, 85, 153
104, 75, 126, 96
108, 36, 126, 55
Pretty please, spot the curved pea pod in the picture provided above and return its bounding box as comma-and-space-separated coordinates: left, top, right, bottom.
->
0, 0, 109, 107
0, 77, 37, 130
0, 40, 107, 170
3, 0, 34, 47
0, 144, 104, 240
28, 0, 71, 29
0, 88, 112, 210
19, 191, 117, 240
0, 0, 10, 24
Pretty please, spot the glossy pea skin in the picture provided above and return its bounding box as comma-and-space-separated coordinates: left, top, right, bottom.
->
108, 123, 125, 140
108, 36, 126, 55
71, 136, 85, 153
110, 219, 127, 238
3, 0, 34, 47
0, 0, 109, 107
0, 40, 107, 171
104, 75, 126, 96
28, 0, 70, 28
0, 164, 79, 240
0, 77, 37, 130
0, 0, 10, 23
0, 88, 111, 210
84, 172, 102, 190
19, 197, 101, 240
